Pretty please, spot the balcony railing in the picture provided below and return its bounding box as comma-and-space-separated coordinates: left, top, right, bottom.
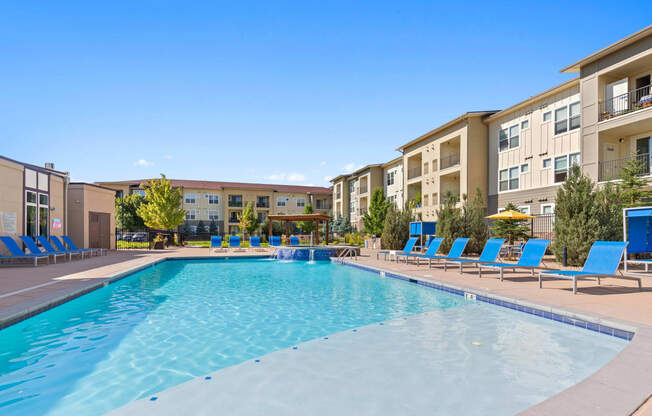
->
359, 208, 367, 215
441, 153, 461, 170
256, 202, 270, 208
228, 217, 240, 224
359, 185, 368, 194
316, 202, 329, 210
407, 166, 422, 180
598, 153, 651, 182
228, 200, 243, 207
599, 84, 652, 121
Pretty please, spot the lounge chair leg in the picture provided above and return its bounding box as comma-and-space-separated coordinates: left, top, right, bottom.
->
428, 258, 431, 268
478, 267, 482, 278
597, 277, 600, 285
531, 269, 534, 277
53, 256, 56, 264
538, 273, 542, 288
460, 263, 463, 274
500, 268, 503, 282
573, 278, 577, 295
444, 262, 447, 271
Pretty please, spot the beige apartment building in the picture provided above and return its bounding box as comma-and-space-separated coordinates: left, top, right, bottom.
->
383, 157, 404, 209
397, 112, 495, 221
486, 79, 581, 215
0, 155, 115, 252
97, 179, 332, 234
561, 25, 652, 185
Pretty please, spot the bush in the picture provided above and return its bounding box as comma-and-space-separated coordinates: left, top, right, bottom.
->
381, 203, 413, 250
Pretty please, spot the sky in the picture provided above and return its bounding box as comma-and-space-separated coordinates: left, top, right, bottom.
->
1, 1, 651, 187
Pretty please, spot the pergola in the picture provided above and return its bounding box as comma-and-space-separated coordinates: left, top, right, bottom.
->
267, 213, 331, 245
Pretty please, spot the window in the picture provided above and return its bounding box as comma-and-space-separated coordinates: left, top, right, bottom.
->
25, 191, 37, 238
185, 210, 198, 220
554, 153, 580, 183
295, 198, 306, 207
256, 196, 270, 208
541, 204, 555, 215
517, 206, 531, 215
229, 211, 241, 223
570, 152, 580, 167
542, 158, 552, 168
499, 125, 519, 151
386, 171, 395, 186
520, 163, 529, 173
569, 102, 581, 130
423, 194, 429, 206
228, 195, 243, 207
133, 189, 146, 197
277, 197, 288, 207
521, 120, 529, 129
432, 193, 438, 206
423, 163, 429, 175
543, 111, 552, 122
432, 160, 438, 171
184, 193, 197, 204
349, 181, 355, 193
38, 194, 49, 238
207, 194, 219, 205
499, 167, 520, 191
208, 210, 219, 220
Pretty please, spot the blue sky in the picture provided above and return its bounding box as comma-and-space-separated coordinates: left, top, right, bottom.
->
1, 2, 650, 186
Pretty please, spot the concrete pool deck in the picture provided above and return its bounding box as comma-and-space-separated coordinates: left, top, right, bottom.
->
0, 246, 651, 415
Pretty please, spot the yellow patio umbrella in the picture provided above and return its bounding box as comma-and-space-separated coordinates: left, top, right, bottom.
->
486, 210, 535, 220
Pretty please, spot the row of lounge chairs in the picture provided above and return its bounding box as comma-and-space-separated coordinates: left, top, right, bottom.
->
209, 235, 302, 252
379, 237, 636, 294
0, 235, 106, 267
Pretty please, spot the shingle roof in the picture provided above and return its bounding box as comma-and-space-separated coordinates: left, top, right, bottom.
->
99, 179, 332, 194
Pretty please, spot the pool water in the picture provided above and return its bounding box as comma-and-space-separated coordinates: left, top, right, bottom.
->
0, 259, 627, 415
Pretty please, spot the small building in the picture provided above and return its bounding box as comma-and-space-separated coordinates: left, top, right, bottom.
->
67, 183, 116, 250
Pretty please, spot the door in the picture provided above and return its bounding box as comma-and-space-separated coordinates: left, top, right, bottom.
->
635, 75, 651, 103
89, 212, 111, 249
637, 137, 652, 175
605, 78, 629, 115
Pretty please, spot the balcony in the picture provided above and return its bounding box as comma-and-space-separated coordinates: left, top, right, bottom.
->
407, 166, 422, 180
598, 153, 652, 182
256, 202, 270, 208
599, 84, 652, 121
359, 185, 368, 194
228, 216, 240, 224
440, 153, 461, 170
316, 201, 329, 210
228, 198, 243, 208
335, 192, 341, 200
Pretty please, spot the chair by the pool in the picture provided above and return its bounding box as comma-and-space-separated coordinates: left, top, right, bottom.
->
443, 238, 506, 273
539, 241, 638, 294
62, 235, 105, 256
20, 236, 68, 264
376, 237, 418, 261
289, 236, 300, 246
397, 237, 443, 264
419, 238, 470, 268
270, 236, 282, 247
50, 236, 87, 258
229, 235, 244, 251
478, 239, 550, 281
210, 235, 225, 253
250, 236, 265, 252
37, 236, 83, 261
0, 236, 50, 266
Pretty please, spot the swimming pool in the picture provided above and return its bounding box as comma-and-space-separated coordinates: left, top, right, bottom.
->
0, 258, 627, 415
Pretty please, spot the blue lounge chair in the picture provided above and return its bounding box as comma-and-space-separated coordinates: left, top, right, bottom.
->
270, 236, 281, 247
397, 237, 443, 264
419, 238, 470, 268
376, 237, 418, 261
539, 241, 639, 294
210, 235, 224, 253
50, 236, 87, 258
62, 235, 105, 256
443, 238, 506, 273
0, 236, 50, 266
478, 239, 550, 281
289, 236, 300, 246
37, 236, 82, 261
250, 236, 265, 251
229, 235, 244, 251
20, 236, 68, 264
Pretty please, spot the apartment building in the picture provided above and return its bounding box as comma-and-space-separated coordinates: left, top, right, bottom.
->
397, 112, 495, 221
97, 179, 332, 234
561, 26, 652, 185
383, 157, 404, 208
486, 79, 581, 215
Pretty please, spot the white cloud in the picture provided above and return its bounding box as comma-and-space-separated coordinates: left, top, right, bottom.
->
320, 161, 327, 166
267, 172, 306, 182
163, 155, 173, 160
343, 162, 362, 173
134, 159, 154, 167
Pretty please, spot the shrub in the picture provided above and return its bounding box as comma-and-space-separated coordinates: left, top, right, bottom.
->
362, 189, 391, 236
381, 203, 413, 249
435, 191, 464, 253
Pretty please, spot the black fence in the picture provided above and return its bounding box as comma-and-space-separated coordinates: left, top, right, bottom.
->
486, 214, 555, 240
116, 229, 179, 250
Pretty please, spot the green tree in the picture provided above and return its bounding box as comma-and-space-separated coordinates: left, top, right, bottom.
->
551, 165, 600, 265
463, 188, 489, 254
619, 157, 651, 206
196, 220, 206, 234
362, 188, 391, 236
594, 182, 623, 242
136, 175, 186, 230
435, 191, 464, 252
238, 202, 260, 238
209, 220, 219, 234
381, 203, 414, 249
115, 194, 145, 230
332, 215, 353, 235
491, 202, 530, 245
298, 204, 316, 234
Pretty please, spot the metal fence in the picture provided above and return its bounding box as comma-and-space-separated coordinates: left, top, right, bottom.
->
116, 229, 178, 250
486, 214, 555, 240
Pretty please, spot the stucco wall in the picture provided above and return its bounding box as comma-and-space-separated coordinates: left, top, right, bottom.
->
68, 184, 116, 249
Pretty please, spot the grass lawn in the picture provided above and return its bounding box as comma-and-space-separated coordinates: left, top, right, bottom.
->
116, 241, 149, 249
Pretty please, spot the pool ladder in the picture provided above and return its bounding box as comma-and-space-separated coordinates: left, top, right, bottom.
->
336, 247, 357, 262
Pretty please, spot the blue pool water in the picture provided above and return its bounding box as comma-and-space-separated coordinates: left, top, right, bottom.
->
0, 259, 627, 415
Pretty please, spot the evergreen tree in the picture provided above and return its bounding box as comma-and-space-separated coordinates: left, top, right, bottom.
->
491, 202, 530, 245
381, 202, 413, 249
238, 202, 260, 239
332, 215, 353, 234
362, 188, 391, 236
464, 188, 489, 254
298, 204, 316, 234
619, 157, 651, 206
435, 191, 463, 252
136, 175, 186, 231
115, 193, 145, 231
181, 221, 191, 235
594, 182, 623, 242
196, 220, 206, 234
209, 220, 219, 234
551, 165, 600, 266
